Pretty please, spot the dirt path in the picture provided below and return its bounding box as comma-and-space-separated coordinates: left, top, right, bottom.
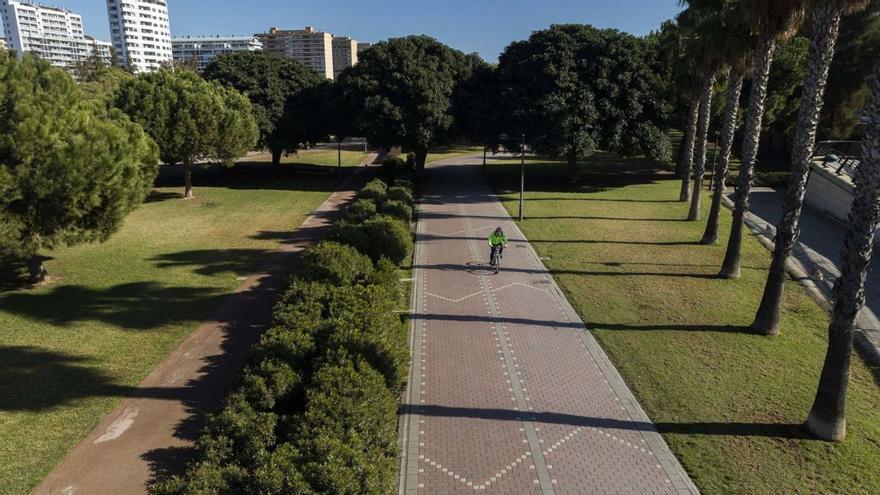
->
32, 163, 373, 495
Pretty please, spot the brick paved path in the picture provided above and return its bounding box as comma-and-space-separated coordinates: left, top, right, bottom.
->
399, 157, 699, 495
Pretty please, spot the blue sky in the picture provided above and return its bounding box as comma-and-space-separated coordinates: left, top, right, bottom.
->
3, 0, 683, 61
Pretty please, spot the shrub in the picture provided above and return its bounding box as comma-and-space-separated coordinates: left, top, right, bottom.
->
292, 360, 399, 495
300, 242, 374, 285
201, 392, 278, 468
328, 221, 370, 256
343, 198, 378, 223
405, 152, 416, 171
367, 258, 401, 301
393, 178, 413, 191
379, 200, 413, 223
385, 186, 414, 207
358, 178, 388, 202
360, 215, 413, 265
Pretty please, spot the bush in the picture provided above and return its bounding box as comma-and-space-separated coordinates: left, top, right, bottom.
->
405, 152, 416, 171
300, 242, 374, 285
367, 258, 401, 301
292, 360, 399, 494
385, 186, 414, 207
393, 178, 413, 191
360, 215, 413, 265
329, 221, 370, 256
343, 198, 378, 223
358, 179, 388, 202
379, 200, 413, 222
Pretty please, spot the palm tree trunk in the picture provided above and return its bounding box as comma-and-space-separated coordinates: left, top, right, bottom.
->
679, 95, 700, 201
184, 159, 194, 199
702, 72, 745, 244
752, 6, 843, 335
807, 72, 880, 442
688, 72, 717, 221
718, 35, 777, 279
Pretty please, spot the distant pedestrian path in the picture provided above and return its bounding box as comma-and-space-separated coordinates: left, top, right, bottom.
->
399, 156, 697, 494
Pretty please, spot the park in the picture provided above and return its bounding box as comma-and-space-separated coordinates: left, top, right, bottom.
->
1, 0, 880, 494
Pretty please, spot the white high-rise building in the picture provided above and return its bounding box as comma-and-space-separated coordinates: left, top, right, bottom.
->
106, 0, 172, 73
0, 0, 101, 69
172, 35, 262, 72
331, 36, 357, 79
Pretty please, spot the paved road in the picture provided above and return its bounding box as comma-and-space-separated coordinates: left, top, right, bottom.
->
32, 163, 373, 495
399, 157, 697, 494
744, 188, 880, 359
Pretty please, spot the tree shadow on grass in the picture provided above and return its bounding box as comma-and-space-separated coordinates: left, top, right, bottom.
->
587, 322, 753, 334
153, 162, 342, 193
402, 404, 814, 440
150, 249, 273, 277
145, 190, 183, 203
0, 282, 227, 330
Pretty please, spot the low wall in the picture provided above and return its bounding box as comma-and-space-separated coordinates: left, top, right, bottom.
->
804, 160, 854, 225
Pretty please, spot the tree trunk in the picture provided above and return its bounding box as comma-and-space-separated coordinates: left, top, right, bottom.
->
752, 6, 842, 336
807, 71, 880, 442
567, 150, 578, 183
483, 145, 487, 170
719, 35, 777, 279
271, 147, 283, 167
688, 72, 717, 222
184, 160, 194, 199
702, 72, 744, 244
415, 147, 429, 172
27, 254, 47, 283
679, 95, 700, 201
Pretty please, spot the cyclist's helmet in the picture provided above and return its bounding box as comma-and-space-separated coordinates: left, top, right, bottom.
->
495, 227, 503, 235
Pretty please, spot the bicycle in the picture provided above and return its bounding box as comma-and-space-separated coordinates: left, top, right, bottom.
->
490, 246, 502, 274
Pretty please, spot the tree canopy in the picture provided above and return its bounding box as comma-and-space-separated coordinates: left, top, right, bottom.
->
203, 51, 324, 165
497, 24, 672, 180
114, 68, 258, 198
0, 53, 159, 280
339, 35, 475, 169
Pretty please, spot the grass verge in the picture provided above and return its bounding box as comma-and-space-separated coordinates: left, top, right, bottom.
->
0, 163, 341, 494
484, 154, 880, 494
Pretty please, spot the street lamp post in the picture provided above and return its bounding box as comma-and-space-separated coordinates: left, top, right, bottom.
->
519, 132, 525, 222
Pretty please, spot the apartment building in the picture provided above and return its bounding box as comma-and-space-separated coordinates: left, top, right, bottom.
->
256, 26, 334, 79
85, 35, 113, 64
357, 42, 371, 53
172, 35, 262, 72
331, 35, 357, 79
0, 0, 103, 69
106, 0, 172, 73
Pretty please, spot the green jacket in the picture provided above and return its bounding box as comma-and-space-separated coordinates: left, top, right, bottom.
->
488, 232, 508, 247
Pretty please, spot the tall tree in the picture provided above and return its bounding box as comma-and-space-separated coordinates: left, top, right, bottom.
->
687, 72, 718, 221
498, 24, 671, 182
204, 51, 323, 166
0, 53, 158, 281
806, 72, 880, 442
452, 62, 504, 168
752, 0, 872, 336
339, 36, 474, 171
718, 0, 805, 279
114, 68, 258, 199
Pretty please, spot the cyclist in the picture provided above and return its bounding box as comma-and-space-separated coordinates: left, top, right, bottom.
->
488, 227, 508, 267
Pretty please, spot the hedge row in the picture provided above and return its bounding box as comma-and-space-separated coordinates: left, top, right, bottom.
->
153, 177, 416, 495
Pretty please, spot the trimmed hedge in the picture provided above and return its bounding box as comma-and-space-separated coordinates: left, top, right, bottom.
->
385, 186, 414, 207
343, 198, 378, 223
300, 241, 374, 286
358, 178, 387, 202
152, 173, 415, 495
379, 199, 413, 223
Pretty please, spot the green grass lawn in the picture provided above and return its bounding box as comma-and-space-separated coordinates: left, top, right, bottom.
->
485, 155, 880, 494
247, 148, 369, 168
426, 145, 485, 164
0, 163, 341, 494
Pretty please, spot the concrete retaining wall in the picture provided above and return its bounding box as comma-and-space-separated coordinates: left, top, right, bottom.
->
804, 160, 854, 225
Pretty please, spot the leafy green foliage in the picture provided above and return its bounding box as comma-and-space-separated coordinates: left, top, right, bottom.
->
0, 54, 158, 274
358, 179, 388, 202
343, 198, 379, 223
497, 25, 672, 178
300, 241, 375, 285
114, 68, 258, 197
379, 200, 413, 222
339, 36, 475, 169
452, 62, 504, 150
358, 215, 413, 265
385, 186, 414, 207
203, 51, 324, 164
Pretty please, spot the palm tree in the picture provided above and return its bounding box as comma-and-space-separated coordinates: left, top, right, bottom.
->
688, 72, 717, 221
718, 0, 805, 279
702, 71, 745, 242
752, 0, 873, 335
806, 72, 879, 442
679, 96, 701, 200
